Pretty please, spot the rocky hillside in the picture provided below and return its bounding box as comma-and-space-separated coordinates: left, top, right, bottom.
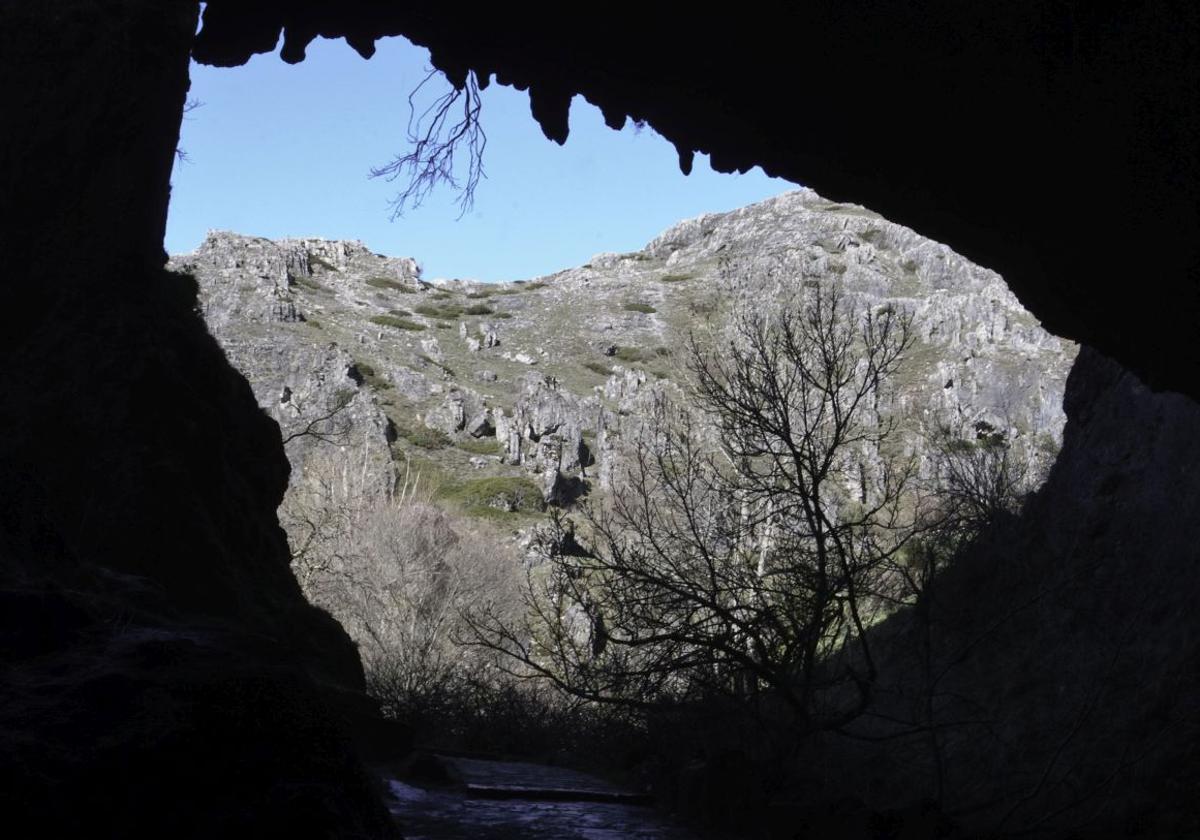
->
171, 191, 1075, 539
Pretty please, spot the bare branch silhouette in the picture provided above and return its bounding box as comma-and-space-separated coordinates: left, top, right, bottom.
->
370, 69, 487, 219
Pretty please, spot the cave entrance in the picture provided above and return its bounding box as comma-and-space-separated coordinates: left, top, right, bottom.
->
169, 29, 1079, 812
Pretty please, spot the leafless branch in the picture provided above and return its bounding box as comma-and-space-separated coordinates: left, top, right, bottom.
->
370, 68, 487, 219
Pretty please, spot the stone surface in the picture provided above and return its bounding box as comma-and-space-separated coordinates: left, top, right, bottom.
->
174, 192, 1076, 537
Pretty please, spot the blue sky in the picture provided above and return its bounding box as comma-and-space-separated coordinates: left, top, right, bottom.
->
167, 35, 794, 282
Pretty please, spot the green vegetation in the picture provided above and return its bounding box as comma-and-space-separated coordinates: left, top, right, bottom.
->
306, 319, 322, 330
390, 414, 451, 450
294, 275, 330, 293
370, 314, 425, 331
366, 276, 413, 291
583, 360, 614, 376
612, 346, 650, 363
464, 303, 494, 316
437, 475, 544, 516
491, 311, 514, 319
659, 273, 692, 283
456, 437, 502, 456
622, 302, 657, 314
353, 360, 392, 391
414, 301, 472, 319
308, 255, 337, 272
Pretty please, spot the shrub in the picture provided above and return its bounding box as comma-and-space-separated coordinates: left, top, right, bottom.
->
456, 438, 502, 456
294, 275, 330, 293
438, 476, 544, 515
464, 303, 494, 316
404, 424, 452, 450
370, 314, 425, 331
366, 276, 412, 291
659, 273, 692, 283
583, 360, 614, 376
623, 302, 657, 314
612, 346, 647, 363
353, 360, 392, 391
415, 302, 466, 319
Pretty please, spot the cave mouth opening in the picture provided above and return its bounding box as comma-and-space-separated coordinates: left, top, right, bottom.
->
171, 30, 1081, 778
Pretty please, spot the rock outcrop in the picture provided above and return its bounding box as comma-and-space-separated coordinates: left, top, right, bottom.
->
175, 193, 1076, 543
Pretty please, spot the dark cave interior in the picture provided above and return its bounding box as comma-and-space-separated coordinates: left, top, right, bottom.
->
0, 3, 1196, 837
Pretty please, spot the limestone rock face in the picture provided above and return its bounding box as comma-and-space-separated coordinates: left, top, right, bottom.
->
174, 191, 1076, 527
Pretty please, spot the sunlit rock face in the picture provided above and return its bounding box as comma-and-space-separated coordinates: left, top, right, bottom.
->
176, 191, 1075, 535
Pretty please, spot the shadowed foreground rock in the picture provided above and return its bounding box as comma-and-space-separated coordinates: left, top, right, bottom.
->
0, 4, 398, 836
1, 2, 1196, 837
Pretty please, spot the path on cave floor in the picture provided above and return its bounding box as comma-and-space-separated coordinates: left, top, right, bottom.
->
384, 755, 700, 839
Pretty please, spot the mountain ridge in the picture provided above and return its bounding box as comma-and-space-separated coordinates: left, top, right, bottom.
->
171, 190, 1075, 532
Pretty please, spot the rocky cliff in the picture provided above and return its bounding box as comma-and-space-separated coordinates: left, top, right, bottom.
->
172, 190, 1078, 661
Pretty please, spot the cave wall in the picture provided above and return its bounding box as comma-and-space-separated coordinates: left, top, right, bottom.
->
0, 3, 396, 835
809, 347, 1200, 836
2, 2, 1196, 836
192, 2, 1199, 401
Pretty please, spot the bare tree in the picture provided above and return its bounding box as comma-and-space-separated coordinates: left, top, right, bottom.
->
280, 387, 355, 447
470, 282, 918, 733
280, 452, 521, 723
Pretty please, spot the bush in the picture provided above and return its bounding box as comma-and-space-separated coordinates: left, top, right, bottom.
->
612, 346, 648, 363
623, 302, 657, 314
366, 276, 413, 291
456, 438, 501, 456
414, 302, 465, 319
370, 314, 425, 331
583, 360, 613, 376
659, 273, 692, 283
438, 475, 544, 515
294, 275, 330, 293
